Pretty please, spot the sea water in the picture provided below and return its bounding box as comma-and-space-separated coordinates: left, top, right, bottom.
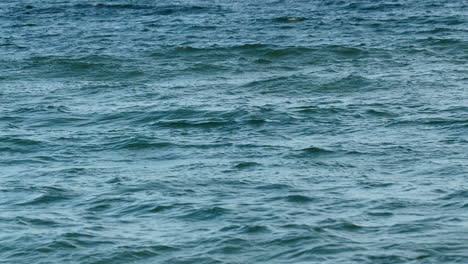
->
0, 0, 467, 263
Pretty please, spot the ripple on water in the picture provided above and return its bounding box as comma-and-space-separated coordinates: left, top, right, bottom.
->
0, 0, 467, 263
179, 207, 230, 221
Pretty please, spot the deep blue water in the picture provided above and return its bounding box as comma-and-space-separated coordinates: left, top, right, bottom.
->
1, 0, 467, 263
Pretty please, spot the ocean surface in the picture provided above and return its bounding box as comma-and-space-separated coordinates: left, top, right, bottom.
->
1, 0, 467, 263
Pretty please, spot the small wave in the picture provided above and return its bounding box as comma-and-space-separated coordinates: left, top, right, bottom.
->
152, 5, 213, 16
79, 244, 177, 263
366, 211, 394, 217
174, 43, 269, 53
87, 3, 152, 9
301, 146, 333, 154
358, 3, 403, 11
17, 187, 73, 206
172, 43, 372, 59
112, 138, 174, 150
416, 38, 468, 54
240, 225, 270, 234
291, 105, 343, 115
255, 183, 292, 190
365, 109, 397, 117
272, 17, 307, 23
20, 194, 69, 205
388, 117, 468, 128
183, 63, 229, 73
207, 237, 252, 255
288, 146, 335, 158
18, 6, 66, 15
319, 218, 364, 231
150, 205, 175, 213
15, 216, 61, 227
370, 200, 410, 210
318, 74, 374, 92
118, 108, 246, 125
233, 161, 260, 169
243, 76, 289, 88
75, 3, 216, 16
206, 245, 243, 255
439, 190, 468, 200
284, 194, 316, 203
422, 118, 468, 126
84, 196, 132, 212
290, 243, 363, 258
179, 206, 230, 221
268, 234, 318, 247
0, 137, 42, 146
154, 120, 230, 128
262, 47, 315, 58
253, 58, 272, 64
0, 136, 47, 153
22, 55, 143, 80
360, 254, 411, 263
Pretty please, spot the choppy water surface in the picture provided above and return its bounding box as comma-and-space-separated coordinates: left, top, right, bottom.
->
1, 0, 467, 263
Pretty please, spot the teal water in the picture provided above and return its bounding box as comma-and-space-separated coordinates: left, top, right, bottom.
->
1, 0, 467, 263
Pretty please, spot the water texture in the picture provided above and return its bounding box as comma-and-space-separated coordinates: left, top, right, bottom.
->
0, 0, 467, 263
